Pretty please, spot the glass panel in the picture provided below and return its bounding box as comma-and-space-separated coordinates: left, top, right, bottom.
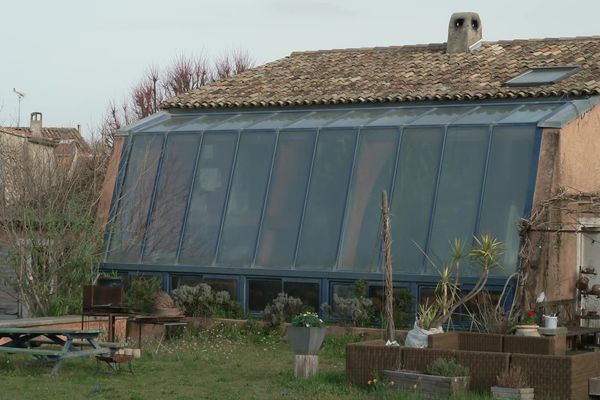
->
451, 105, 517, 125
419, 287, 436, 306
248, 279, 282, 312
409, 106, 472, 125
340, 128, 398, 271
478, 126, 536, 276
218, 131, 276, 266
142, 134, 200, 263
255, 131, 316, 267
296, 130, 357, 269
171, 275, 203, 290
244, 112, 310, 130
497, 103, 560, 124
139, 116, 197, 133
203, 278, 238, 298
368, 286, 414, 328
428, 126, 489, 272
210, 113, 274, 130
284, 282, 319, 312
506, 67, 578, 86
179, 132, 237, 265
391, 128, 444, 273
366, 108, 429, 127
325, 109, 387, 128
172, 114, 237, 132
284, 110, 351, 129
107, 134, 163, 263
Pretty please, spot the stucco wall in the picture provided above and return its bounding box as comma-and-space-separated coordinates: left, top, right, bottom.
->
527, 103, 600, 306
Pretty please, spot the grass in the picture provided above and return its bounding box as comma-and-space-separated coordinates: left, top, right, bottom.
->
0, 323, 494, 400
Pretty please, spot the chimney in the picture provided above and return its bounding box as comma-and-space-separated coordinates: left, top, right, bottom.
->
447, 12, 482, 54
30, 112, 42, 136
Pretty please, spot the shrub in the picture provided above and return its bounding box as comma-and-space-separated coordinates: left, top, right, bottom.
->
496, 366, 529, 388
125, 276, 162, 313
263, 293, 308, 327
322, 294, 374, 327
426, 358, 469, 377
171, 283, 242, 318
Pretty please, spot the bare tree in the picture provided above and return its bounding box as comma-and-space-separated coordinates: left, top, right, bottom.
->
0, 136, 108, 317
99, 50, 254, 148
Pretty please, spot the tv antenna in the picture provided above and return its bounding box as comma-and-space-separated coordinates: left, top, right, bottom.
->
13, 88, 25, 127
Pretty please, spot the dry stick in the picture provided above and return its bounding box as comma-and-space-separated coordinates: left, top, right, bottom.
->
381, 190, 395, 342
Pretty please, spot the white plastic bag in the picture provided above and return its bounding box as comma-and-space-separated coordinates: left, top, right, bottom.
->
404, 322, 443, 348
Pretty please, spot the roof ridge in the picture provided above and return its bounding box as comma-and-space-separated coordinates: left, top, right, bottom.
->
289, 35, 600, 56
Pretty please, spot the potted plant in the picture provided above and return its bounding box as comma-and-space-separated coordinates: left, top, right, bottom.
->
491, 366, 534, 399
286, 312, 326, 355
515, 308, 540, 336
384, 358, 470, 397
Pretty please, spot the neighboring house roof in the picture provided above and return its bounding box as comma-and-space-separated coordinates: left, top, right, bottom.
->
0, 127, 91, 153
162, 37, 600, 109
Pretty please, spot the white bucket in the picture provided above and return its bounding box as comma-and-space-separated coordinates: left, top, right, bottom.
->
544, 315, 558, 329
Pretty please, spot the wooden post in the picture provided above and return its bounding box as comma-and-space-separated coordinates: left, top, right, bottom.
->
294, 355, 319, 378
382, 190, 395, 342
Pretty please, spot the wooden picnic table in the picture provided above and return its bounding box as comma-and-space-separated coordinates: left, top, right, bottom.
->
0, 328, 111, 374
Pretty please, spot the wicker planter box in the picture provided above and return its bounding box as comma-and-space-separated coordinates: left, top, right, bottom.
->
383, 370, 469, 397
491, 386, 534, 399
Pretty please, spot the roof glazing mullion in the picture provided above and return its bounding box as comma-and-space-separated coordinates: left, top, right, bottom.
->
471, 125, 495, 245
212, 130, 242, 266
333, 128, 361, 271
421, 125, 449, 273
292, 129, 321, 269
137, 133, 167, 263
174, 131, 205, 264
251, 129, 281, 267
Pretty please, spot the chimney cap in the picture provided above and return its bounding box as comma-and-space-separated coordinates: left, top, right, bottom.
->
447, 12, 482, 54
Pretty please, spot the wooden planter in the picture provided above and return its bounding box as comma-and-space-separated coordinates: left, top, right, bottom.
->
491, 386, 534, 399
383, 370, 469, 397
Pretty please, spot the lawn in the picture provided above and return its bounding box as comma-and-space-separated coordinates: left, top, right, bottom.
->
0, 323, 492, 400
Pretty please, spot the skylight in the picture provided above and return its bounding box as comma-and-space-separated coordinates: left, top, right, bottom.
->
504, 66, 580, 87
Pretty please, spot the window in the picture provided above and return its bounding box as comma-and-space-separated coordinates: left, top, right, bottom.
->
218, 132, 276, 266
179, 132, 237, 265
170, 275, 238, 298
296, 130, 357, 269
248, 279, 282, 312
504, 66, 579, 87
255, 131, 316, 267
284, 282, 320, 312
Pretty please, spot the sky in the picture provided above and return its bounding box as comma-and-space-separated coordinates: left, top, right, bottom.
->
1, 0, 599, 140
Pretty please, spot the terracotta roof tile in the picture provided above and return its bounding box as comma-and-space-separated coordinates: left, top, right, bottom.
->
162, 37, 600, 110
0, 127, 90, 153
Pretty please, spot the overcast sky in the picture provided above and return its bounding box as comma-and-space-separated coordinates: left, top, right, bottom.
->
1, 0, 598, 140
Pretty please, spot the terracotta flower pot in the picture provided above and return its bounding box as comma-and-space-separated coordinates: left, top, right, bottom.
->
515, 324, 540, 337
287, 326, 326, 355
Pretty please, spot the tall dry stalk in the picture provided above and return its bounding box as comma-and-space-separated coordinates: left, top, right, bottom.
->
381, 190, 395, 342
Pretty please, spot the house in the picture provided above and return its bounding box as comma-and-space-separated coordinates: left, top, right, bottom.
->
0, 112, 91, 318
98, 12, 600, 318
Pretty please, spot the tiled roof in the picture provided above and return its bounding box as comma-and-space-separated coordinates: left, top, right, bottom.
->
0, 127, 91, 153
162, 37, 600, 109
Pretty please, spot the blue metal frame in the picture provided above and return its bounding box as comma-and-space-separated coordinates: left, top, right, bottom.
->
102, 99, 579, 314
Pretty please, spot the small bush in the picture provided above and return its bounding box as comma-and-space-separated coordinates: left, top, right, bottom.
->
291, 312, 323, 327
263, 293, 308, 327
426, 358, 469, 377
496, 366, 529, 388
322, 294, 374, 327
125, 276, 162, 313
171, 283, 242, 318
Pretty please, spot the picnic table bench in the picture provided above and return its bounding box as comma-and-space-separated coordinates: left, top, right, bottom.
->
0, 328, 112, 374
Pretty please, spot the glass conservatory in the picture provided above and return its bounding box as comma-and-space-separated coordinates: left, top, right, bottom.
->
102, 100, 586, 313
